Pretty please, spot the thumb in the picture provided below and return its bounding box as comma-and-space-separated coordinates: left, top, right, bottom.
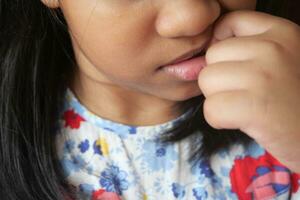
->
213, 10, 276, 40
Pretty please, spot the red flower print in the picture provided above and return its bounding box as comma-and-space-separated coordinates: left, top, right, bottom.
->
230, 152, 293, 200
63, 109, 85, 129
92, 189, 121, 200
292, 173, 300, 193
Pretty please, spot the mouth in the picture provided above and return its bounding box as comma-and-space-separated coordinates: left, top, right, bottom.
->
170, 48, 206, 65
158, 41, 209, 69
156, 40, 210, 81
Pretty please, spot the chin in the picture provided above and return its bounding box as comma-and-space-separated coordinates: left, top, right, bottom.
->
162, 85, 203, 101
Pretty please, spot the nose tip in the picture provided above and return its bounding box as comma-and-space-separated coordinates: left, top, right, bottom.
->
155, 1, 221, 38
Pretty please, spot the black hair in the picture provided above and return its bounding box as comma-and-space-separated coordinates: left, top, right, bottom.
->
0, 1, 75, 199
0, 0, 293, 199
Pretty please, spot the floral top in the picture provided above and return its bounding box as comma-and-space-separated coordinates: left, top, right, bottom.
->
56, 88, 300, 200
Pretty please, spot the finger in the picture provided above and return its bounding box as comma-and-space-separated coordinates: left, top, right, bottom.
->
198, 60, 268, 97
205, 36, 271, 64
213, 10, 279, 40
203, 90, 256, 130
211, 10, 300, 58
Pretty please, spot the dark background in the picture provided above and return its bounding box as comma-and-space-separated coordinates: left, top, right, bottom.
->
286, 1, 300, 25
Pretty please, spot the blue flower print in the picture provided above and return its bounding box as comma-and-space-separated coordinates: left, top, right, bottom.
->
87, 166, 94, 175
245, 142, 265, 158
220, 166, 230, 177
76, 183, 94, 199
78, 139, 89, 153
93, 140, 102, 155
199, 160, 214, 178
192, 187, 208, 200
153, 177, 168, 195
103, 125, 137, 135
63, 139, 75, 154
99, 164, 129, 195
128, 127, 136, 134
139, 141, 178, 172
255, 166, 271, 177
156, 147, 166, 157
94, 120, 137, 138
60, 154, 86, 177
211, 192, 227, 200
172, 183, 186, 199
79, 183, 94, 194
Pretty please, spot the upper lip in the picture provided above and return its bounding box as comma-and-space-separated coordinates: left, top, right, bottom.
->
160, 39, 210, 67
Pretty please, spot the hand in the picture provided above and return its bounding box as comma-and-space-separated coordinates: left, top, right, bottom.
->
198, 10, 300, 173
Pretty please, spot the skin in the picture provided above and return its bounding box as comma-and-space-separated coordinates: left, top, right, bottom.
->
198, 11, 300, 172
41, 0, 300, 172
41, 0, 256, 126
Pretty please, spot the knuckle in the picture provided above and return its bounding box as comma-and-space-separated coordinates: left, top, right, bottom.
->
260, 39, 285, 57
254, 63, 273, 86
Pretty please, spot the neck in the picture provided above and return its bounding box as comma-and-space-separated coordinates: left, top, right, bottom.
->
70, 71, 186, 126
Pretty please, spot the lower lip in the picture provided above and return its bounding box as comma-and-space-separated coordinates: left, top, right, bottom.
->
160, 55, 207, 81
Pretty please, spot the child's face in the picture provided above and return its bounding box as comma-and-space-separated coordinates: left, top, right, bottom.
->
57, 0, 256, 101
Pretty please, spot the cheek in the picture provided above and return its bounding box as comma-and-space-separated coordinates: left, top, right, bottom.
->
62, 1, 155, 80
80, 39, 151, 84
